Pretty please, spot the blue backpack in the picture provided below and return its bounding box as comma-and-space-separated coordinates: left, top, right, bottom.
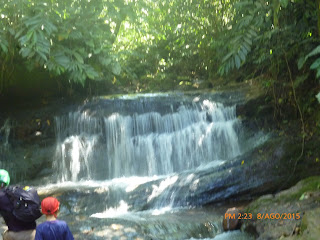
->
6, 186, 42, 222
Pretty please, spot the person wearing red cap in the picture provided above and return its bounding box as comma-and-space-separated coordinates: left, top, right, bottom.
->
35, 197, 74, 240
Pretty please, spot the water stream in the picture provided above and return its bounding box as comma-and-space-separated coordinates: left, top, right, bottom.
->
3, 92, 263, 239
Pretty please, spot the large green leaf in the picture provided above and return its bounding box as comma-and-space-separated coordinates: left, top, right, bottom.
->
238, 49, 246, 61
0, 39, 9, 53
305, 45, 320, 59
100, 57, 112, 66
297, 57, 306, 70
85, 65, 99, 80
111, 62, 121, 75
310, 58, 320, 70
24, 14, 43, 27
36, 50, 48, 61
235, 55, 241, 69
222, 51, 234, 62
19, 47, 32, 58
54, 53, 70, 69
73, 52, 84, 64
280, 0, 289, 8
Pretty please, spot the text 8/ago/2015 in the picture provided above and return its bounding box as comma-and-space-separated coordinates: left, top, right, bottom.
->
224, 212, 301, 220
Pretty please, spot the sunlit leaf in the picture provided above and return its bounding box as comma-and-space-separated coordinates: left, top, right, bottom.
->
299, 193, 306, 200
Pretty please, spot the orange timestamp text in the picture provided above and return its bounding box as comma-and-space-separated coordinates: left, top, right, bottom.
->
224, 212, 301, 220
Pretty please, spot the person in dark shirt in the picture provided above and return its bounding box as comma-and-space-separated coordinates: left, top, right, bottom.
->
0, 169, 36, 240
35, 196, 74, 240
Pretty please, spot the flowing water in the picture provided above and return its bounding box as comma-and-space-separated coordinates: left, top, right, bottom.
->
3, 92, 262, 239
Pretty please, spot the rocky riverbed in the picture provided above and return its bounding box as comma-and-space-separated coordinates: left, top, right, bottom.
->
1, 176, 319, 239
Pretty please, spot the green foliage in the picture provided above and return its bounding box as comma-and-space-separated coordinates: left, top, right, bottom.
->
0, 0, 319, 97
0, 0, 129, 92
299, 45, 320, 78
219, 26, 257, 75
316, 92, 320, 103
217, 0, 265, 75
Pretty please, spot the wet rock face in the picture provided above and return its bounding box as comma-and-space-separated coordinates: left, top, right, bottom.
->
0, 98, 81, 183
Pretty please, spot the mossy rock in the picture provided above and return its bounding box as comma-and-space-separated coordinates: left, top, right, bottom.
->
243, 176, 320, 239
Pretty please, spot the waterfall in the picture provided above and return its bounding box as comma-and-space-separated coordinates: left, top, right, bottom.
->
54, 97, 241, 182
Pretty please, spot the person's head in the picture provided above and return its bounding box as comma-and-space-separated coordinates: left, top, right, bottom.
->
0, 169, 10, 189
41, 197, 60, 218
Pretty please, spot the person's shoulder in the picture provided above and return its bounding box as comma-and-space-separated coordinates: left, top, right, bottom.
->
55, 219, 68, 225
37, 221, 50, 227
36, 221, 47, 231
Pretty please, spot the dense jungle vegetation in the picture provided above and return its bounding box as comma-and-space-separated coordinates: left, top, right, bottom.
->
0, 0, 320, 131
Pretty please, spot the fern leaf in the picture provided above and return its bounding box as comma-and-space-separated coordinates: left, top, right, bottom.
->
310, 58, 320, 70
305, 45, 320, 59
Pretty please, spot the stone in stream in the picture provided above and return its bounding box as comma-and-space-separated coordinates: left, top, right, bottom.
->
223, 207, 242, 231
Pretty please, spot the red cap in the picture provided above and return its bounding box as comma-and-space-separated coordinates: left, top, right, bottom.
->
41, 197, 60, 217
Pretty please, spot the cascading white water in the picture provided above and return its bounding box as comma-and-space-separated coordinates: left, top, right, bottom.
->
54, 97, 241, 182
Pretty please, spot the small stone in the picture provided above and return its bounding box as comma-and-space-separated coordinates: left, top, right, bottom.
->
223, 207, 242, 231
